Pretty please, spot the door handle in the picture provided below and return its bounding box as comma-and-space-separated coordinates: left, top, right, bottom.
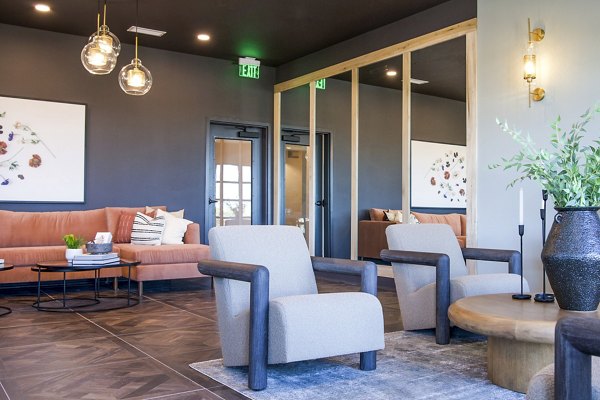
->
315, 199, 327, 207
208, 197, 219, 205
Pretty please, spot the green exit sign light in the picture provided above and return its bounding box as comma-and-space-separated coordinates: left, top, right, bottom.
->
316, 79, 326, 90
238, 57, 260, 79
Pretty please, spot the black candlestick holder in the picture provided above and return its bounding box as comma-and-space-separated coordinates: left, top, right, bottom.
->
513, 224, 532, 300
535, 190, 555, 303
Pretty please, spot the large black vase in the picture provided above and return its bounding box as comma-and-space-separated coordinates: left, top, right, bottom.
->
541, 207, 600, 311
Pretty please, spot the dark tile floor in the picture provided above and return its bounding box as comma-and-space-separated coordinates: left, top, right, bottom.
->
0, 276, 402, 400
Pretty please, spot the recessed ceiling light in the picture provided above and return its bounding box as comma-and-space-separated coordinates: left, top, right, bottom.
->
197, 34, 210, 41
34, 4, 51, 12
127, 26, 167, 37
386, 70, 397, 77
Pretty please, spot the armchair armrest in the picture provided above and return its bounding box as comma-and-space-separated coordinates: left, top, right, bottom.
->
380, 249, 449, 267
461, 247, 521, 275
197, 260, 269, 391
380, 249, 450, 345
311, 256, 377, 296
198, 259, 267, 282
555, 317, 600, 400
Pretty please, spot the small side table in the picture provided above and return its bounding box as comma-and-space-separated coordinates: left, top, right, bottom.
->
0, 264, 14, 316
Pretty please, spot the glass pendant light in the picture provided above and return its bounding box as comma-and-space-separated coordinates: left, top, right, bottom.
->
81, 0, 120, 75
118, 0, 152, 95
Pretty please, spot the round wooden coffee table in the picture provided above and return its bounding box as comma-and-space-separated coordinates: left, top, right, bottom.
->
449, 294, 600, 393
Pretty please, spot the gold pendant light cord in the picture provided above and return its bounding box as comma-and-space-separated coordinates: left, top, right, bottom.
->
135, 0, 139, 67
96, 0, 100, 35
103, 1, 107, 27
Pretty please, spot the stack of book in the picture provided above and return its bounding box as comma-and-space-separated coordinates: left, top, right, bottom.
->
72, 253, 120, 266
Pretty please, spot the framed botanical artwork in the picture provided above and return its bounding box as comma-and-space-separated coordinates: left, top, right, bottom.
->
411, 140, 467, 208
0, 96, 86, 203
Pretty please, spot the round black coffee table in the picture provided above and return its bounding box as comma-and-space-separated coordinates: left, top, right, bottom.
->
0, 264, 14, 316
33, 259, 140, 312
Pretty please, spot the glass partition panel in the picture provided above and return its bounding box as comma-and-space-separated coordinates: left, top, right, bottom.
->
281, 86, 310, 240
410, 37, 467, 217
357, 55, 404, 220
314, 72, 349, 257
214, 138, 252, 226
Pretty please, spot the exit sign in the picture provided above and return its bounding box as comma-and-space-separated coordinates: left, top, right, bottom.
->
238, 57, 260, 79
316, 79, 326, 90
239, 64, 260, 79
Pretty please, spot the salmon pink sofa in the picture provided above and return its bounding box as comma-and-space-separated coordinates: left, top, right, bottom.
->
0, 207, 210, 295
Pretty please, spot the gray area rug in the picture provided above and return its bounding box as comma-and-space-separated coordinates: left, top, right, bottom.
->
190, 331, 525, 400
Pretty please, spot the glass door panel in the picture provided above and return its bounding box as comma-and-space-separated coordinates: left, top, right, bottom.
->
214, 138, 252, 227
284, 144, 308, 236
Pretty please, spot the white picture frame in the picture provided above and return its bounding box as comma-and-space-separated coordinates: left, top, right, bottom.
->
411, 140, 467, 208
0, 96, 86, 203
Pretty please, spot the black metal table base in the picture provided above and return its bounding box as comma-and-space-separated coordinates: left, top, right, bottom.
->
0, 305, 11, 317
33, 262, 139, 312
33, 297, 100, 312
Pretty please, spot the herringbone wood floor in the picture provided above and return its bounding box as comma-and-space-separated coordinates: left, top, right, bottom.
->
0, 275, 402, 400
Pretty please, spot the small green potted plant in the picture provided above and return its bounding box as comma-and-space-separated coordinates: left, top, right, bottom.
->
491, 105, 600, 311
63, 234, 86, 262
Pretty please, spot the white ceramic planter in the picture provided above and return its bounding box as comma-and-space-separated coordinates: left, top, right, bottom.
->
65, 248, 83, 262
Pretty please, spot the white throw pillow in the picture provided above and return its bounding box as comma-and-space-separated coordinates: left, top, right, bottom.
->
384, 209, 402, 223
156, 208, 192, 245
384, 210, 421, 224
131, 212, 166, 246
145, 206, 185, 219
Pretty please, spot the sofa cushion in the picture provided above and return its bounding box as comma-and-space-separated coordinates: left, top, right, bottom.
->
0, 209, 107, 247
0, 246, 123, 267
114, 212, 136, 243
369, 208, 387, 221
116, 243, 210, 264
0, 246, 66, 266
131, 213, 166, 246
146, 206, 183, 219
156, 209, 192, 245
105, 206, 167, 235
412, 211, 463, 236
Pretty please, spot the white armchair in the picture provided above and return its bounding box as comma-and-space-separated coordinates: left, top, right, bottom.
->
382, 224, 528, 344
198, 225, 384, 390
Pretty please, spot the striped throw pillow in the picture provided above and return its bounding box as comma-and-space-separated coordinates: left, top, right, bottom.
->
131, 212, 166, 246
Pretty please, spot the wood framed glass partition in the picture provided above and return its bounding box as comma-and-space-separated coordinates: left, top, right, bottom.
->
274, 18, 477, 258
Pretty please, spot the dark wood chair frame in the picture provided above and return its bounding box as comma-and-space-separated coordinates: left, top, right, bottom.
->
380, 247, 521, 345
198, 256, 378, 391
555, 316, 600, 400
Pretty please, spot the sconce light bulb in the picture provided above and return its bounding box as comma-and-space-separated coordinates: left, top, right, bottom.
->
523, 54, 537, 82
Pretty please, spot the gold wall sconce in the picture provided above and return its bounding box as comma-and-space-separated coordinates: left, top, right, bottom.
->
524, 18, 545, 107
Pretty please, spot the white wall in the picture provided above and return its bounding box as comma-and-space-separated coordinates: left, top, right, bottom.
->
477, 0, 600, 290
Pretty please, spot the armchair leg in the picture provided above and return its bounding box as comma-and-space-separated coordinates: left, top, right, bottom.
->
247, 266, 269, 391
359, 350, 377, 371
435, 254, 451, 345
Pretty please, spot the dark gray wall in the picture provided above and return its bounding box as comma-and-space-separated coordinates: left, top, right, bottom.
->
0, 24, 275, 232
1, 11, 468, 259
276, 0, 476, 83
281, 78, 465, 258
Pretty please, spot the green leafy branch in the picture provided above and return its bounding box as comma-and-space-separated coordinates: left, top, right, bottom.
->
489, 105, 600, 207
